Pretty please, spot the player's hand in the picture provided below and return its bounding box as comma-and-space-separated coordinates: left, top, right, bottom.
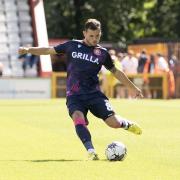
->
134, 88, 143, 99
18, 47, 29, 55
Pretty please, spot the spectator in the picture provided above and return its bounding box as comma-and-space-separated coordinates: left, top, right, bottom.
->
156, 53, 169, 72
156, 53, 175, 98
142, 54, 155, 98
148, 54, 156, 74
121, 50, 138, 74
108, 49, 124, 98
137, 49, 148, 73
100, 49, 120, 96
108, 49, 122, 70
121, 50, 138, 98
169, 55, 178, 75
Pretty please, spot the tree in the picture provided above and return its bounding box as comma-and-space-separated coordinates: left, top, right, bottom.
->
44, 0, 180, 43
44, 0, 147, 42
147, 0, 180, 39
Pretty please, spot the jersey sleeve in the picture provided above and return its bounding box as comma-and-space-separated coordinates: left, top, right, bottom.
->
54, 41, 70, 54
103, 52, 115, 70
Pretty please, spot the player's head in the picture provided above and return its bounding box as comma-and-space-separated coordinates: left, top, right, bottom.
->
83, 19, 101, 46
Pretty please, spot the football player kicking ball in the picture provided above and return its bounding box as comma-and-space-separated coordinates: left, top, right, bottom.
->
19, 19, 143, 160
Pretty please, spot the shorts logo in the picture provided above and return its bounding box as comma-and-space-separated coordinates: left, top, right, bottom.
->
94, 48, 101, 56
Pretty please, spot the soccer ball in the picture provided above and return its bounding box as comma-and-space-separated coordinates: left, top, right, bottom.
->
105, 141, 127, 161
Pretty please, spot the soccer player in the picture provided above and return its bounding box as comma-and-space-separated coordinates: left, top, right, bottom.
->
19, 19, 143, 160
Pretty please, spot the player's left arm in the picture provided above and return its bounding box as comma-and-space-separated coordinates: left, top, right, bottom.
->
110, 67, 143, 98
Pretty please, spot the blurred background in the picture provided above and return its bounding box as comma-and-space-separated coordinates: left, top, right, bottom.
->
0, 0, 180, 99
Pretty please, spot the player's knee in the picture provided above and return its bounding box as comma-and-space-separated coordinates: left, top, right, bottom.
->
72, 110, 84, 119
73, 118, 86, 126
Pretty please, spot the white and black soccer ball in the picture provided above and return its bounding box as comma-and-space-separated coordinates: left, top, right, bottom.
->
105, 141, 127, 161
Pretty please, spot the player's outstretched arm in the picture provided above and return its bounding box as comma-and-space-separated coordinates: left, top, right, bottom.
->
110, 67, 143, 98
18, 46, 57, 56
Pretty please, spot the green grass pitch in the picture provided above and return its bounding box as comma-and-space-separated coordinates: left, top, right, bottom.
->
0, 99, 180, 180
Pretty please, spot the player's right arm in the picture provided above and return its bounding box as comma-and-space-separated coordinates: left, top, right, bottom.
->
18, 46, 57, 56
19, 41, 70, 56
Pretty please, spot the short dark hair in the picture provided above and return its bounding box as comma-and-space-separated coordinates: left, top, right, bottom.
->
84, 19, 101, 31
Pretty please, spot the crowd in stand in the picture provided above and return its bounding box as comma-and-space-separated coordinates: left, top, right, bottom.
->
100, 48, 179, 99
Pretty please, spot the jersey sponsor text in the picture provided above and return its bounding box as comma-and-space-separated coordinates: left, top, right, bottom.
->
72, 52, 99, 64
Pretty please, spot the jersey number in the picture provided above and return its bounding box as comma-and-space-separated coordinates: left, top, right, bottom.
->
104, 100, 113, 111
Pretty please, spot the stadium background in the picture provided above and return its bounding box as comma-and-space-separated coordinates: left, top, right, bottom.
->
0, 0, 180, 99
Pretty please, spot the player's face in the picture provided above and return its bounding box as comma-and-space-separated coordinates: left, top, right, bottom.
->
83, 29, 101, 46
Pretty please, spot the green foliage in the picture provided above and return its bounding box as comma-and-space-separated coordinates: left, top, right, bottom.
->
44, 0, 76, 39
147, 0, 180, 38
44, 0, 180, 43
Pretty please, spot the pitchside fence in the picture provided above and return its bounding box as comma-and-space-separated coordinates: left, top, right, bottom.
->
51, 72, 168, 99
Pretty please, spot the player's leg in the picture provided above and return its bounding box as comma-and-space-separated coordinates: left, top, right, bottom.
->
88, 93, 142, 135
66, 96, 98, 160
104, 115, 142, 135
72, 110, 94, 151
71, 110, 99, 160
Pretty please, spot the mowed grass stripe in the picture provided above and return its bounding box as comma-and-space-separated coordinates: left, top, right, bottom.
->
0, 99, 179, 180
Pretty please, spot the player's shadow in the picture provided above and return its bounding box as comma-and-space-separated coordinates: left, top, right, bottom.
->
29, 159, 83, 162
29, 159, 107, 162
0, 159, 107, 162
